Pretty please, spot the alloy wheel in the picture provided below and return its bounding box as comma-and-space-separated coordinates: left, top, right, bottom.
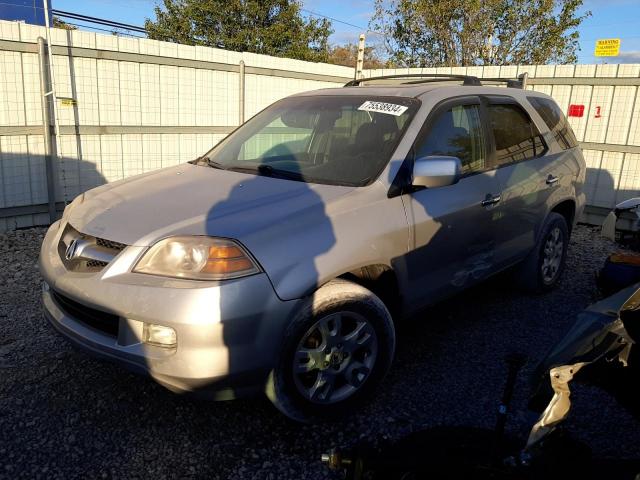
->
292, 312, 378, 404
541, 226, 564, 284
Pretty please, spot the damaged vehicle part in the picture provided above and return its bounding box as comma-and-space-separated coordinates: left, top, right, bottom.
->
320, 355, 609, 480
601, 197, 640, 245
322, 286, 640, 479
527, 283, 639, 450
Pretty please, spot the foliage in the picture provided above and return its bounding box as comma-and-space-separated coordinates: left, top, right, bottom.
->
53, 17, 77, 30
371, 0, 590, 67
326, 43, 389, 69
145, 0, 333, 62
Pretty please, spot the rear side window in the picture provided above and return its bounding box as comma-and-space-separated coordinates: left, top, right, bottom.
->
487, 103, 546, 168
528, 96, 579, 150
415, 104, 486, 174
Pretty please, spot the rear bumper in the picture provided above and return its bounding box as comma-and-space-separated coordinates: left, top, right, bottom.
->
40, 220, 303, 399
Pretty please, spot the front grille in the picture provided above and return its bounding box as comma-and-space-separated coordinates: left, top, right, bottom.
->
96, 237, 126, 251
59, 224, 128, 272
51, 290, 119, 337
86, 260, 108, 268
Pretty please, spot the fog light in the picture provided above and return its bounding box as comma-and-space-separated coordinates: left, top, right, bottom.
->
143, 323, 177, 347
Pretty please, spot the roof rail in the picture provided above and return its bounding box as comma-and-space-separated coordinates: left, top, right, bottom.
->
480, 73, 529, 89
344, 73, 481, 87
344, 72, 529, 89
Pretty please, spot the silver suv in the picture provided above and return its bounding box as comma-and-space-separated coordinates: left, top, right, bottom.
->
40, 74, 586, 421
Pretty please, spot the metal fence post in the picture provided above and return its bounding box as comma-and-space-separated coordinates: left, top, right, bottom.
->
239, 60, 245, 125
37, 36, 58, 223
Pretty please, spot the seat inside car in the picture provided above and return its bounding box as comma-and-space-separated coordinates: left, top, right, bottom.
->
421, 111, 470, 163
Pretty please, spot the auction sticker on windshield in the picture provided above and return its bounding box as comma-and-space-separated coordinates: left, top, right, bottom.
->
358, 101, 409, 116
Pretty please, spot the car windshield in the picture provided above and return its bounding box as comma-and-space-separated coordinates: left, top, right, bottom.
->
203, 95, 420, 186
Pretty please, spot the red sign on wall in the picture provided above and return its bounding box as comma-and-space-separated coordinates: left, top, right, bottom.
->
567, 104, 585, 117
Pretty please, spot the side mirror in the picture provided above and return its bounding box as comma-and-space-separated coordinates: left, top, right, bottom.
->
412, 155, 462, 188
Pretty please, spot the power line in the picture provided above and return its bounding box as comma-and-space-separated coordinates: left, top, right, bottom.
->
51, 9, 147, 33
0, 2, 148, 35
301, 8, 366, 30
300, 7, 385, 37
61, 21, 146, 38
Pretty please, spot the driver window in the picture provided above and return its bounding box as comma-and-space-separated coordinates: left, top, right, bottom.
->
415, 104, 485, 174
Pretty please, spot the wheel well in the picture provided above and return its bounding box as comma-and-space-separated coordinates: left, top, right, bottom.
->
551, 200, 576, 233
338, 265, 401, 319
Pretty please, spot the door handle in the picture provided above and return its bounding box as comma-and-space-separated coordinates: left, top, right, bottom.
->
481, 194, 501, 207
546, 175, 559, 186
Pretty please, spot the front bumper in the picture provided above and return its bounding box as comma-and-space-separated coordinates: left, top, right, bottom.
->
40, 220, 303, 399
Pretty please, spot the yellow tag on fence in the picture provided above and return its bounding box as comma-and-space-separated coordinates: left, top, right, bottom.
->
594, 39, 620, 57
59, 97, 77, 107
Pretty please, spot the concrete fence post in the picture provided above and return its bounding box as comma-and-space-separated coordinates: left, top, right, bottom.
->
355, 34, 365, 80
239, 60, 245, 124
37, 37, 58, 223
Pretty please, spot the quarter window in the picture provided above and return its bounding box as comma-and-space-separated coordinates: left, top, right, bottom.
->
487, 103, 546, 167
528, 96, 578, 150
416, 104, 486, 174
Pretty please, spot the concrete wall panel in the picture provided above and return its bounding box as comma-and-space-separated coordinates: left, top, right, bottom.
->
2, 19, 640, 229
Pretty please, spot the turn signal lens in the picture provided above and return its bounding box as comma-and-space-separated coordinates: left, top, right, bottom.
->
134, 236, 260, 280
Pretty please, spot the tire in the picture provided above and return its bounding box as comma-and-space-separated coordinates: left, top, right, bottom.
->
266, 279, 395, 422
515, 212, 569, 293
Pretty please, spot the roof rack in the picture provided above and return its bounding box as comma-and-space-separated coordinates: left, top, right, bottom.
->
344, 72, 528, 89
480, 73, 529, 89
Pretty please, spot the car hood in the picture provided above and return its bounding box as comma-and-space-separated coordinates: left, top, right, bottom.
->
68, 164, 355, 246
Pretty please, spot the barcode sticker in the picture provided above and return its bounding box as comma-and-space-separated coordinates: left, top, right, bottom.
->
358, 101, 408, 116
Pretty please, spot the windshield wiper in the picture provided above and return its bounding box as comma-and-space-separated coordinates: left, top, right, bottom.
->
189, 156, 225, 169
228, 164, 306, 181
205, 158, 226, 170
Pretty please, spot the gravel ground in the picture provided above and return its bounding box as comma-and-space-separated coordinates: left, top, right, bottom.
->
1, 224, 638, 479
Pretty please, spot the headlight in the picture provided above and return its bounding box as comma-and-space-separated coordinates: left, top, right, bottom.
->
133, 236, 260, 280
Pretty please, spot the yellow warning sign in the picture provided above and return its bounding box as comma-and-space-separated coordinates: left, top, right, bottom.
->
59, 97, 77, 107
594, 39, 620, 57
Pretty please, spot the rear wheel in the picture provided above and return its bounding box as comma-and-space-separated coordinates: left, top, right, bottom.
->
266, 279, 395, 422
515, 212, 569, 292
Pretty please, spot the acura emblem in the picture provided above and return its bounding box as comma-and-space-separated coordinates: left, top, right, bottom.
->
65, 239, 79, 260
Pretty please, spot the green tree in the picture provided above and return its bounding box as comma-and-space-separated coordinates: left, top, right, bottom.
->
371, 0, 590, 67
145, 0, 333, 62
327, 43, 389, 69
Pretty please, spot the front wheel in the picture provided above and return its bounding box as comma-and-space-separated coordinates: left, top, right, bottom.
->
515, 212, 569, 293
266, 279, 395, 422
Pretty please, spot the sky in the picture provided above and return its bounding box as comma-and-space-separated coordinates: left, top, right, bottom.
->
15, 0, 640, 64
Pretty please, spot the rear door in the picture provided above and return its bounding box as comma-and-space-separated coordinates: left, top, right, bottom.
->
399, 96, 502, 310
485, 96, 559, 269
